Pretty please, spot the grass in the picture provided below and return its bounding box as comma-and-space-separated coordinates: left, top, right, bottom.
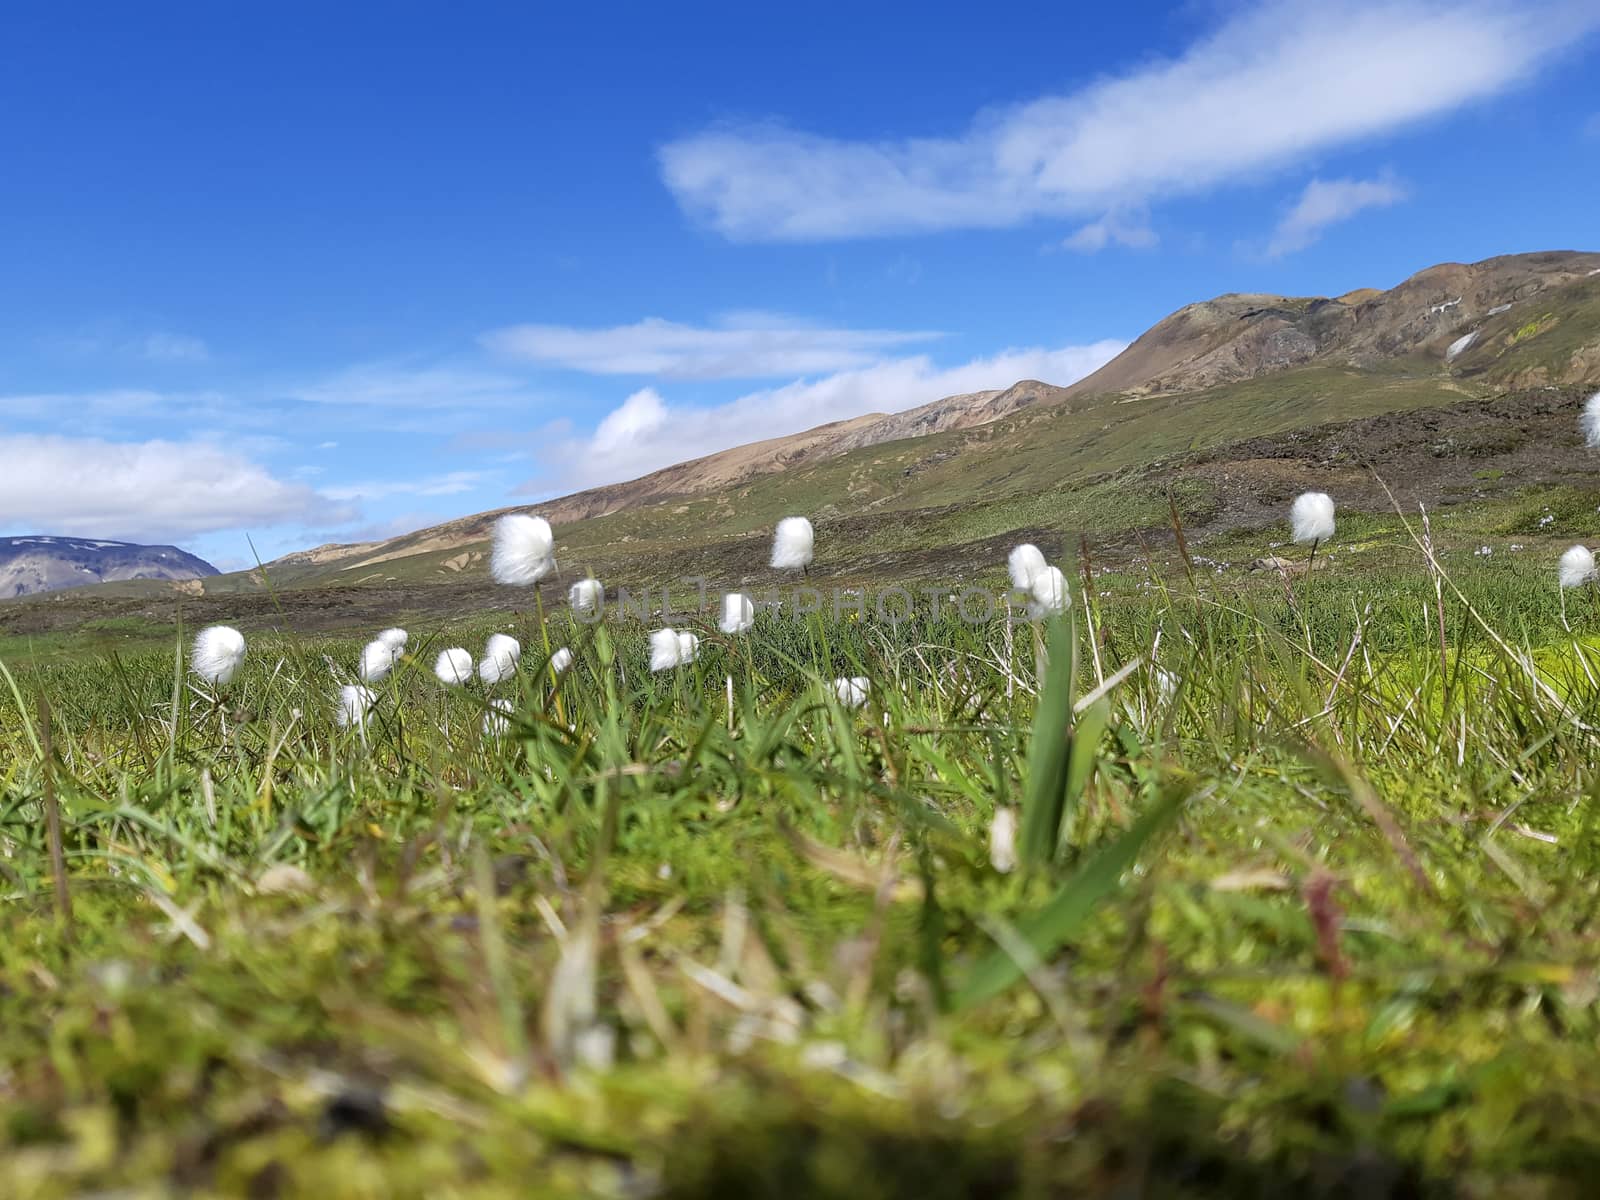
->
8, 508, 1600, 1197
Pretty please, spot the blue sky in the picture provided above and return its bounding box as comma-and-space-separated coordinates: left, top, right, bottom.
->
2, 1, 1596, 569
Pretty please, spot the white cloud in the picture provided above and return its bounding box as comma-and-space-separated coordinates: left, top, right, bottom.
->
659, 0, 1595, 241
1263, 176, 1409, 257
528, 340, 1124, 494
141, 332, 209, 362
289, 364, 538, 410
1063, 211, 1158, 253
482, 314, 942, 379
321, 470, 491, 502
0, 434, 343, 541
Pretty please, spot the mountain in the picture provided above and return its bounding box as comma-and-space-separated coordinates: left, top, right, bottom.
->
0, 537, 219, 599
6, 249, 1599, 639
267, 250, 1600, 579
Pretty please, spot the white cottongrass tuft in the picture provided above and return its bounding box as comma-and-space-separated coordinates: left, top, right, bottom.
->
1290, 492, 1336, 545
1152, 666, 1179, 708
1583, 393, 1600, 449
477, 633, 522, 685
335, 684, 376, 729
832, 676, 870, 709
770, 516, 815, 571
989, 807, 1017, 874
434, 647, 473, 686
568, 577, 603, 616
489, 513, 556, 586
649, 629, 680, 672
1007, 543, 1048, 591
1025, 565, 1068, 620
550, 646, 574, 675
376, 627, 408, 651
483, 698, 513, 737
191, 625, 246, 685
719, 592, 755, 634
677, 631, 700, 664
1559, 545, 1596, 590
358, 639, 399, 683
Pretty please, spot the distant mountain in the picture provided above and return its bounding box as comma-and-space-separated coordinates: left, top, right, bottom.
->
0, 536, 219, 598
267, 250, 1600, 579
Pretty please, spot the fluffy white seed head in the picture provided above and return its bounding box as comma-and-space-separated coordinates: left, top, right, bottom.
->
1290, 492, 1336, 545
1008, 543, 1048, 590
1559, 544, 1596, 590
832, 676, 870, 709
1584, 393, 1600, 449
989, 807, 1018, 874
676, 631, 700, 664
335, 684, 376, 729
719, 592, 755, 635
770, 516, 815, 571
649, 628, 683, 672
477, 633, 522, 685
191, 625, 246, 685
434, 647, 473, 686
376, 627, 408, 651
358, 639, 399, 683
568, 577, 603, 616
1152, 666, 1179, 708
1025, 565, 1068, 620
550, 646, 574, 675
490, 513, 556, 586
483, 697, 513, 737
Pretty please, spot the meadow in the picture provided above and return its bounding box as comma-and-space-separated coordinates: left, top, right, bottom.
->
6, 506, 1600, 1198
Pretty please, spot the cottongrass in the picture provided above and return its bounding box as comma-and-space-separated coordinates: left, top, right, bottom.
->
434, 647, 473, 686
550, 647, 574, 675
477, 633, 521, 685
376, 628, 408, 651
1559, 545, 1596, 590
1008, 543, 1067, 620
483, 697, 513, 737
490, 513, 556, 586
1583, 392, 1600, 449
358, 639, 399, 683
1290, 492, 1336, 545
335, 684, 376, 729
191, 625, 246, 685
832, 676, 870, 709
568, 578, 603, 616
719, 592, 755, 635
988, 807, 1017, 874
770, 516, 814, 571
650, 629, 699, 672
1007, 544, 1048, 591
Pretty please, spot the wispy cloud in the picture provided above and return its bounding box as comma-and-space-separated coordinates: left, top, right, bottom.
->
524, 340, 1124, 494
0, 434, 345, 542
140, 332, 209, 362
321, 470, 493, 502
289, 364, 540, 410
482, 314, 942, 380
1062, 210, 1158, 253
1263, 175, 1409, 257
659, 0, 1596, 241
